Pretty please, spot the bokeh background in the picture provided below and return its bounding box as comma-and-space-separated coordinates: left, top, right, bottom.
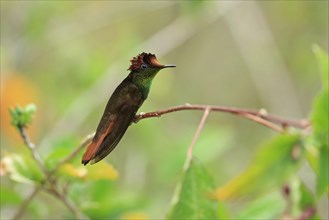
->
1, 1, 328, 219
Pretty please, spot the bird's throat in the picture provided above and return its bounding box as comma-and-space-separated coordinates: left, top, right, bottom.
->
131, 73, 157, 99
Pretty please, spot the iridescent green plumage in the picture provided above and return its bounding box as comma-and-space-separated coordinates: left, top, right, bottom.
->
82, 53, 175, 165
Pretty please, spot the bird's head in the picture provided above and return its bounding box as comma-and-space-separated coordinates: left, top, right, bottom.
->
128, 53, 175, 76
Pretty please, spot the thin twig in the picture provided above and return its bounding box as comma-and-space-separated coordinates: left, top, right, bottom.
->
11, 185, 42, 220
187, 107, 211, 161
239, 112, 284, 133
134, 104, 310, 132
17, 126, 49, 175
15, 126, 89, 219
48, 187, 89, 220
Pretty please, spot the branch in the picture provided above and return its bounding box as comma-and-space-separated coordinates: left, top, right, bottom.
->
187, 107, 211, 161
240, 112, 284, 133
17, 126, 49, 176
134, 104, 310, 132
15, 126, 89, 219
11, 185, 42, 220
48, 186, 89, 220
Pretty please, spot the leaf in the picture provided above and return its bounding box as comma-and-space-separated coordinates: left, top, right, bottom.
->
59, 163, 88, 179
237, 192, 286, 220
312, 45, 328, 89
0, 185, 22, 205
289, 178, 320, 220
58, 161, 118, 181
311, 91, 329, 148
311, 45, 328, 145
167, 158, 218, 219
86, 161, 118, 181
217, 202, 231, 219
212, 134, 302, 200
311, 45, 329, 196
317, 146, 329, 196
0, 154, 44, 184
120, 211, 148, 220
44, 137, 79, 170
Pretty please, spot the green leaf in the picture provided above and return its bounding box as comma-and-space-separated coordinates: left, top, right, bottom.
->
311, 45, 328, 145
0, 185, 22, 205
44, 137, 80, 169
237, 192, 286, 220
167, 158, 218, 219
317, 146, 329, 196
212, 134, 302, 200
217, 202, 231, 219
85, 161, 118, 181
1, 154, 44, 184
9, 103, 37, 128
290, 178, 320, 220
311, 91, 329, 148
44, 148, 72, 170
313, 45, 328, 89
57, 161, 118, 181
311, 46, 329, 196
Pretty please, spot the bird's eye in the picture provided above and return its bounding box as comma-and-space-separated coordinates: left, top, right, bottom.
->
141, 64, 147, 69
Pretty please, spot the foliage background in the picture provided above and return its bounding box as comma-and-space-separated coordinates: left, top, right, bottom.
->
1, 1, 328, 219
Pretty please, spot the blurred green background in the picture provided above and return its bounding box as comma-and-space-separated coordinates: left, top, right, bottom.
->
1, 1, 328, 219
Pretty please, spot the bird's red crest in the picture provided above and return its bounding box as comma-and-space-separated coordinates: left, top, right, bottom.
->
128, 52, 164, 71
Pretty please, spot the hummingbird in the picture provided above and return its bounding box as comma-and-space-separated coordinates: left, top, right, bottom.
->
82, 53, 175, 165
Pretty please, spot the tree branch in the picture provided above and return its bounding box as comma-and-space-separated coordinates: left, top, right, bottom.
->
134, 104, 310, 132
17, 126, 49, 176
239, 112, 284, 133
14, 126, 89, 219
11, 185, 42, 220
187, 107, 211, 161
48, 187, 89, 220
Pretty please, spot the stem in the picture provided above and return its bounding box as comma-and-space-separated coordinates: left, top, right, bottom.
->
15, 126, 89, 219
240, 112, 284, 133
134, 104, 310, 132
11, 186, 42, 220
187, 107, 211, 161
17, 126, 49, 176
49, 187, 89, 220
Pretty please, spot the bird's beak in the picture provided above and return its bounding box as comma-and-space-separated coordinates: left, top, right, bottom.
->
162, 64, 176, 68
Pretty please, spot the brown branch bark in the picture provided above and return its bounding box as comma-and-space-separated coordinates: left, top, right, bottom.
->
134, 104, 310, 132
187, 107, 210, 161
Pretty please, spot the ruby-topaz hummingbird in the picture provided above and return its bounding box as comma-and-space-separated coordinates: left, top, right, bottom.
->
82, 53, 175, 165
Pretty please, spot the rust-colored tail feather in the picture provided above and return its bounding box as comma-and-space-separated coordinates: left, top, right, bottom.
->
82, 121, 115, 165
82, 141, 98, 165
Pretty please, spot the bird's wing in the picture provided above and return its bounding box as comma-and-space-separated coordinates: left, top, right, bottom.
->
89, 110, 136, 164
82, 119, 116, 165
82, 79, 143, 165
